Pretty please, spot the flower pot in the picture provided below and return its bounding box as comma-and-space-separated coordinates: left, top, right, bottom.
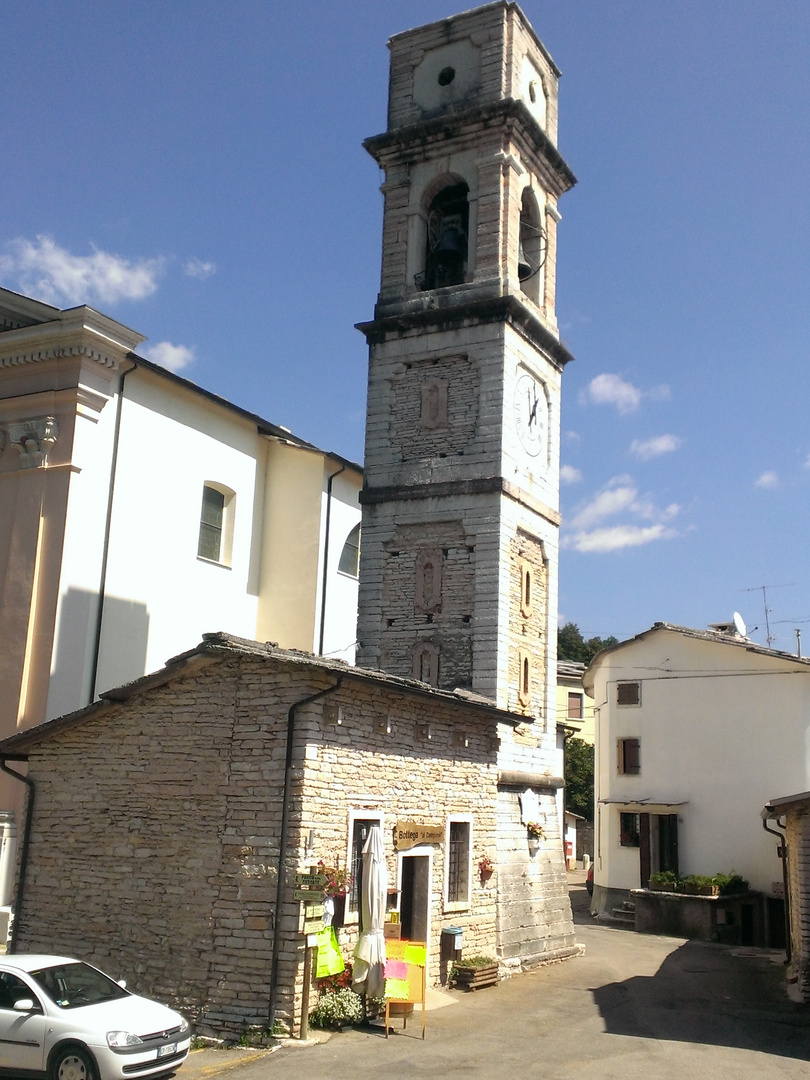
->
452, 964, 498, 991
527, 838, 540, 856
329, 893, 346, 927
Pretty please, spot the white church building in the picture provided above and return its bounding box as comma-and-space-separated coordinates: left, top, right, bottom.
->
0, 286, 362, 916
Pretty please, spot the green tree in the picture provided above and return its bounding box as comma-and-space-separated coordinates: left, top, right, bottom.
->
565, 737, 594, 819
557, 622, 618, 665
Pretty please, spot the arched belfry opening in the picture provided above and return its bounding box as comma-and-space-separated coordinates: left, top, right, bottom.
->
423, 181, 469, 290
518, 188, 547, 304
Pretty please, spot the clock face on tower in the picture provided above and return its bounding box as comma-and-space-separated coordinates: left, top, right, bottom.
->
513, 372, 546, 460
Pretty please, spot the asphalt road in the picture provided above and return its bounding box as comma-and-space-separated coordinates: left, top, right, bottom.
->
180, 875, 810, 1080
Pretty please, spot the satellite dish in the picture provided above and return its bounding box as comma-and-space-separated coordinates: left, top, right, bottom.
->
733, 611, 747, 637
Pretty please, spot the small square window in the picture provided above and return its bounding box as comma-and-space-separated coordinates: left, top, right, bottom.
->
618, 738, 641, 775
617, 681, 640, 706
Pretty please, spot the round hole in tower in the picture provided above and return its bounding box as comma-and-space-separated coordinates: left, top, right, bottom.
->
438, 66, 456, 86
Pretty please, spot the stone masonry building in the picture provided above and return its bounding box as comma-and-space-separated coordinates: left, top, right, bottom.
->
1, 634, 576, 1036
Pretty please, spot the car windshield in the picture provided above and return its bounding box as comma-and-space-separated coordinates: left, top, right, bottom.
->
30, 962, 130, 1009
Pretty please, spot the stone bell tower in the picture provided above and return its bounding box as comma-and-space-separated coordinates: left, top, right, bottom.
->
357, 3, 579, 969
357, 1, 575, 727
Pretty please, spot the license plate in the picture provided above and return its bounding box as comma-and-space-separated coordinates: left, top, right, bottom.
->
157, 1043, 177, 1058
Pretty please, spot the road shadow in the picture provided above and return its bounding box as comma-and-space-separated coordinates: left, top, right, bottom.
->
592, 938, 810, 1061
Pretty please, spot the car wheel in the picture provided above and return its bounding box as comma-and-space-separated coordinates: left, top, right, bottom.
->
50, 1045, 98, 1080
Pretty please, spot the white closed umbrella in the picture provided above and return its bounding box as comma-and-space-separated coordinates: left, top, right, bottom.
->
352, 824, 387, 999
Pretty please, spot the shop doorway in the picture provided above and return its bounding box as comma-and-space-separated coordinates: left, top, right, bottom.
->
398, 848, 432, 958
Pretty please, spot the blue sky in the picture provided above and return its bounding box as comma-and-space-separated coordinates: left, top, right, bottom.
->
4, 1, 810, 650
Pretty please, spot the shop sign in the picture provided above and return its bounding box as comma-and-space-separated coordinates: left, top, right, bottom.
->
394, 821, 444, 850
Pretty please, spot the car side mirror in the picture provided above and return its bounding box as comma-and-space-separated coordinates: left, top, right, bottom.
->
13, 998, 36, 1012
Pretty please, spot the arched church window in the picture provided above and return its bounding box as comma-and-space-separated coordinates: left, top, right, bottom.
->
424, 182, 469, 290
518, 189, 547, 303
338, 523, 361, 577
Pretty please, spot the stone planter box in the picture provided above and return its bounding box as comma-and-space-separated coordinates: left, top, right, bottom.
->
452, 964, 498, 991
682, 883, 721, 896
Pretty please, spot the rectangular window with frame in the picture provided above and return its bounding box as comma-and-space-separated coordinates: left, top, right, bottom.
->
619, 812, 641, 847
444, 815, 472, 909
618, 737, 641, 775
617, 681, 640, 706
567, 692, 583, 719
346, 811, 383, 919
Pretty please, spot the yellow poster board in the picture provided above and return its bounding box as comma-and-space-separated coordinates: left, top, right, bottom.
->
384, 939, 426, 1039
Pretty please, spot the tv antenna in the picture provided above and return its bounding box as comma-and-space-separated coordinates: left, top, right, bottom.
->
740, 583, 794, 647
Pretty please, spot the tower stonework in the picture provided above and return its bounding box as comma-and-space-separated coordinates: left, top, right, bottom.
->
358, 3, 579, 970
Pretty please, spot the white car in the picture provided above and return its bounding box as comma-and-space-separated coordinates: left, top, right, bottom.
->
0, 954, 190, 1080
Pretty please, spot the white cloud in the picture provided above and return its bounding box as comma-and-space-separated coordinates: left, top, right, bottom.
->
564, 476, 681, 553
754, 471, 779, 489
803, 455, 810, 470
630, 434, 683, 461
184, 257, 216, 280
0, 235, 163, 306
567, 523, 678, 553
579, 373, 641, 414
579, 373, 671, 415
570, 483, 638, 530
141, 341, 195, 373
560, 464, 582, 484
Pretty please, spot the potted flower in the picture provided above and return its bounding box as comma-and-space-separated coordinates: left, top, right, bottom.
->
478, 855, 494, 881
526, 821, 543, 855
318, 860, 353, 926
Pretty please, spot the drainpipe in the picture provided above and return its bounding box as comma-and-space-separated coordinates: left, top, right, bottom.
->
89, 358, 137, 702
762, 813, 791, 963
0, 760, 34, 955
267, 676, 343, 1032
317, 463, 346, 656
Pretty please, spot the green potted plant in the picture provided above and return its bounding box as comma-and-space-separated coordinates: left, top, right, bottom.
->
648, 870, 681, 892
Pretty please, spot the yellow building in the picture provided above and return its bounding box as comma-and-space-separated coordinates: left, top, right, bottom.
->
557, 660, 595, 744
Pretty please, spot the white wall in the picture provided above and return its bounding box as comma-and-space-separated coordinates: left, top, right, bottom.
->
94, 370, 263, 697
589, 628, 810, 895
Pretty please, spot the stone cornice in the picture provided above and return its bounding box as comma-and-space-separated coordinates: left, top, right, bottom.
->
0, 306, 145, 370
364, 98, 577, 195
357, 293, 574, 370
360, 475, 561, 526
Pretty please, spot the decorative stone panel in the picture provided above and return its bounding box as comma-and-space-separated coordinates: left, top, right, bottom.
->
390, 353, 478, 460
380, 521, 474, 689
